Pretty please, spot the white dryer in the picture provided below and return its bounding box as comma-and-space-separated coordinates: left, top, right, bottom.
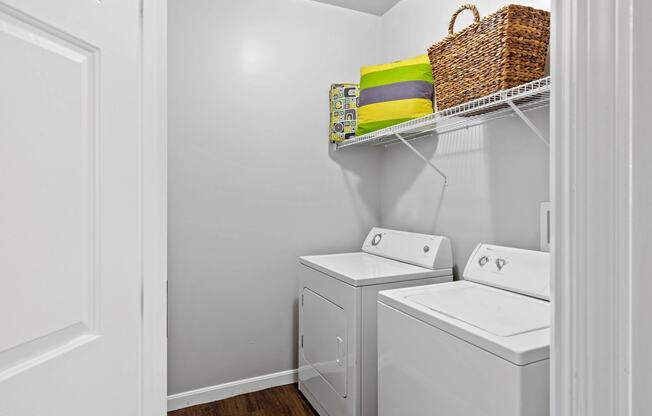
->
298, 228, 453, 416
378, 244, 550, 416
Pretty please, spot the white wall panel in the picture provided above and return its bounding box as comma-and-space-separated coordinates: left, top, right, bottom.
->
379, 0, 551, 272
168, 0, 553, 401
167, 0, 382, 396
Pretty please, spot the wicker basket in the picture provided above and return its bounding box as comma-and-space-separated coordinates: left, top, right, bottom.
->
428, 4, 550, 110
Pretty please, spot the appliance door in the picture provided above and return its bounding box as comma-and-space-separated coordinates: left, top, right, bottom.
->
299, 264, 358, 416
301, 288, 348, 397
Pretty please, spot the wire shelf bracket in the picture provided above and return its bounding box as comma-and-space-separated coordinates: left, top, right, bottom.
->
395, 133, 448, 186
506, 98, 549, 146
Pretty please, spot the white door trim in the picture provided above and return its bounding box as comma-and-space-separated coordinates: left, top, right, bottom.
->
551, 0, 634, 415
631, 2, 652, 414
141, 0, 167, 414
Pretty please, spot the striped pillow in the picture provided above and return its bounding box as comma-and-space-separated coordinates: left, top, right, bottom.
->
356, 55, 434, 136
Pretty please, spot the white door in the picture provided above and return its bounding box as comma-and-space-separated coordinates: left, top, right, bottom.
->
0, 0, 146, 414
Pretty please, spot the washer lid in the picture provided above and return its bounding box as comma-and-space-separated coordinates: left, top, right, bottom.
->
406, 283, 549, 337
300, 252, 451, 287
378, 281, 550, 365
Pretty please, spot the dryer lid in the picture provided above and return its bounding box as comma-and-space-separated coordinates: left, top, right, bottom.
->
300, 252, 450, 287
463, 244, 550, 300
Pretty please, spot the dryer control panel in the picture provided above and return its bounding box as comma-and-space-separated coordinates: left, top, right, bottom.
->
463, 244, 550, 300
362, 227, 452, 270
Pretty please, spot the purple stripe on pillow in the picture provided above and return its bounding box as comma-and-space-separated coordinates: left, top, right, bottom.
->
359, 81, 434, 106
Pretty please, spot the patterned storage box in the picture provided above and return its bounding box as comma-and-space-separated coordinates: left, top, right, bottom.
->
329, 83, 359, 143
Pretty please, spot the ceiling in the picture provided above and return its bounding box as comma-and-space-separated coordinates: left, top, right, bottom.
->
310, 0, 402, 16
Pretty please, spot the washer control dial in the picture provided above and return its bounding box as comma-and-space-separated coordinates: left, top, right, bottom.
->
495, 258, 507, 270
478, 255, 490, 267
371, 233, 382, 246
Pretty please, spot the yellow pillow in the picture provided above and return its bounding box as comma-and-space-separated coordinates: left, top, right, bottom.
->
356, 55, 434, 136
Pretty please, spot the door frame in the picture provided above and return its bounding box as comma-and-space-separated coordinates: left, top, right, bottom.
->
141, 0, 167, 414
141, 0, 652, 414
550, 0, 651, 414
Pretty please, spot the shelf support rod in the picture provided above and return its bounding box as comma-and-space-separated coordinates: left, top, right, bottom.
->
395, 133, 448, 186
506, 100, 549, 146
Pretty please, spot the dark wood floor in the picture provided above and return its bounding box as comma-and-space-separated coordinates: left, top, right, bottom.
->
168, 384, 318, 416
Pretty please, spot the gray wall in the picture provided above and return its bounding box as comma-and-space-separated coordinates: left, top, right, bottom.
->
168, 0, 551, 397
379, 0, 551, 272
168, 0, 382, 395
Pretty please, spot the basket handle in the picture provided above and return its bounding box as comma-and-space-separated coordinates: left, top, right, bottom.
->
448, 4, 481, 35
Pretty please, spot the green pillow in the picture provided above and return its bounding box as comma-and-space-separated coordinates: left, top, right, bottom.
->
356, 55, 434, 136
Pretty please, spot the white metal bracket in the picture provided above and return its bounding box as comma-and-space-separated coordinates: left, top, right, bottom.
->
506, 99, 549, 146
395, 133, 448, 186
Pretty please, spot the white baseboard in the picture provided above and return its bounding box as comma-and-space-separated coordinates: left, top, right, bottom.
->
167, 369, 299, 411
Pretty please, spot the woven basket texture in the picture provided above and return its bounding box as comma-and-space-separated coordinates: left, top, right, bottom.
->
428, 4, 550, 110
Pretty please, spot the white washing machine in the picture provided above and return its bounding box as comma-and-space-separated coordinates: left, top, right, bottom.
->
378, 244, 550, 416
298, 227, 453, 416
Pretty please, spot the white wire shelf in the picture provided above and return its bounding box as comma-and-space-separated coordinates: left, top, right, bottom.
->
335, 76, 551, 150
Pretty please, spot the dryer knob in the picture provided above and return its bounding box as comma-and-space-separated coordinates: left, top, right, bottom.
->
478, 255, 489, 267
